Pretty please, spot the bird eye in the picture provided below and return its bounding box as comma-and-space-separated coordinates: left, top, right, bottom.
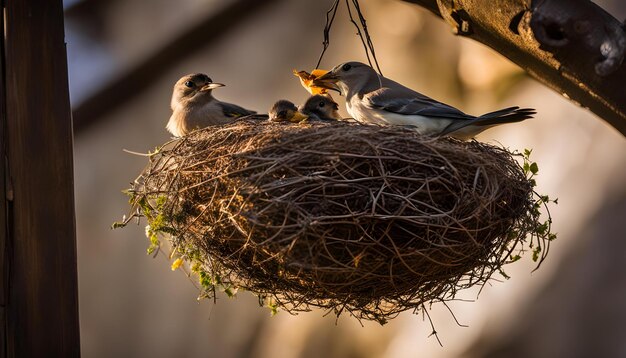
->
184, 81, 194, 88
318, 101, 325, 107
342, 64, 352, 71
206, 77, 212, 83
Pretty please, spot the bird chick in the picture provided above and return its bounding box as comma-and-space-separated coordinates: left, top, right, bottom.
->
300, 95, 341, 121
268, 100, 308, 123
313, 61, 535, 139
167, 73, 256, 137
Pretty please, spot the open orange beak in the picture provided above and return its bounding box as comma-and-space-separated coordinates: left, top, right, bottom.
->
294, 69, 331, 95
311, 71, 340, 93
289, 111, 308, 123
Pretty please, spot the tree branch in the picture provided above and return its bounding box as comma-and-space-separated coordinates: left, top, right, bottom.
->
400, 0, 626, 136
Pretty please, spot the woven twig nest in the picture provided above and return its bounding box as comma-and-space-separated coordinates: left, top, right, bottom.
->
123, 118, 552, 324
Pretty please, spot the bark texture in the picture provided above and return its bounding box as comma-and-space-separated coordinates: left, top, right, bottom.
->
402, 0, 626, 135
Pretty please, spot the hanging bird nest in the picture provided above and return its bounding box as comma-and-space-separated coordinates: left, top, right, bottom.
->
120, 118, 553, 324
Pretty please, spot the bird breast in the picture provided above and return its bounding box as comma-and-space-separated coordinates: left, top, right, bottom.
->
167, 100, 230, 137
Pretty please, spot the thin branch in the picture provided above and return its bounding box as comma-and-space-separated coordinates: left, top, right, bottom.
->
316, 0, 341, 69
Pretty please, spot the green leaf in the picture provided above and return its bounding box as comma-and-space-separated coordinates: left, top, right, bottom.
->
499, 269, 511, 280
156, 195, 168, 209
111, 221, 126, 229
150, 233, 160, 246
530, 162, 539, 175
536, 222, 548, 235
198, 271, 213, 290
224, 287, 235, 298
532, 247, 542, 262
268, 301, 279, 316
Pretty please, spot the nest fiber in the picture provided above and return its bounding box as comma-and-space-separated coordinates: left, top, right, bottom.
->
128, 119, 548, 324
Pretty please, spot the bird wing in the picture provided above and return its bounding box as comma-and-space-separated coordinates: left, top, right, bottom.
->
364, 85, 534, 137
364, 87, 474, 120
218, 102, 256, 118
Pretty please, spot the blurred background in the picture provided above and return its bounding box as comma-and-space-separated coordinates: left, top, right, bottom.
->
66, 0, 626, 357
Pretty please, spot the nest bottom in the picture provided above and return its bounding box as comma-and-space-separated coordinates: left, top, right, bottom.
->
128, 119, 551, 324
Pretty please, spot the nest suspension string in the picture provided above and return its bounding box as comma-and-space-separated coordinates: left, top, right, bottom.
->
316, 0, 383, 75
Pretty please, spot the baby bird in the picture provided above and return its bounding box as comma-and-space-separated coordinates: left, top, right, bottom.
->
167, 73, 256, 137
268, 100, 308, 123
300, 95, 341, 121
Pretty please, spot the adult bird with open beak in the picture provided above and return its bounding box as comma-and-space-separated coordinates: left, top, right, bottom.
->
313, 61, 535, 139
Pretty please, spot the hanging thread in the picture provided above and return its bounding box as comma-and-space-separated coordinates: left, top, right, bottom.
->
315, 0, 383, 75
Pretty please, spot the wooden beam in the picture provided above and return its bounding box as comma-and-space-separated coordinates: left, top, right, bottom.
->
2, 0, 80, 356
0, 2, 8, 355
400, 0, 626, 136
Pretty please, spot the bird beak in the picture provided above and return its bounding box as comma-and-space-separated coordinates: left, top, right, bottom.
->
290, 111, 308, 123
312, 72, 340, 93
200, 82, 225, 91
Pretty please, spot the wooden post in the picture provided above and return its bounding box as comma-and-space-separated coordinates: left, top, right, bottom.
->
1, 0, 81, 356
0, 3, 7, 354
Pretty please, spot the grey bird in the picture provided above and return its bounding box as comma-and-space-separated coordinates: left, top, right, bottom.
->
167, 73, 256, 136
300, 95, 342, 121
313, 61, 535, 139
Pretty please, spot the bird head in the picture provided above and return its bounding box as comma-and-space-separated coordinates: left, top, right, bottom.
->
268, 100, 307, 123
312, 61, 378, 96
171, 73, 225, 109
301, 95, 341, 121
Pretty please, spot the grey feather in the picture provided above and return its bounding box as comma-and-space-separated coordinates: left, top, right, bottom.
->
218, 101, 256, 118
438, 107, 536, 137
365, 87, 473, 120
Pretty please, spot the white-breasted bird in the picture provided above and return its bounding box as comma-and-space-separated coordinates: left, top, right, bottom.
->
313, 61, 535, 139
167, 73, 256, 137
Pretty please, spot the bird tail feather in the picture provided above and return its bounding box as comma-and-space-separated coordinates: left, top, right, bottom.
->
439, 107, 535, 137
